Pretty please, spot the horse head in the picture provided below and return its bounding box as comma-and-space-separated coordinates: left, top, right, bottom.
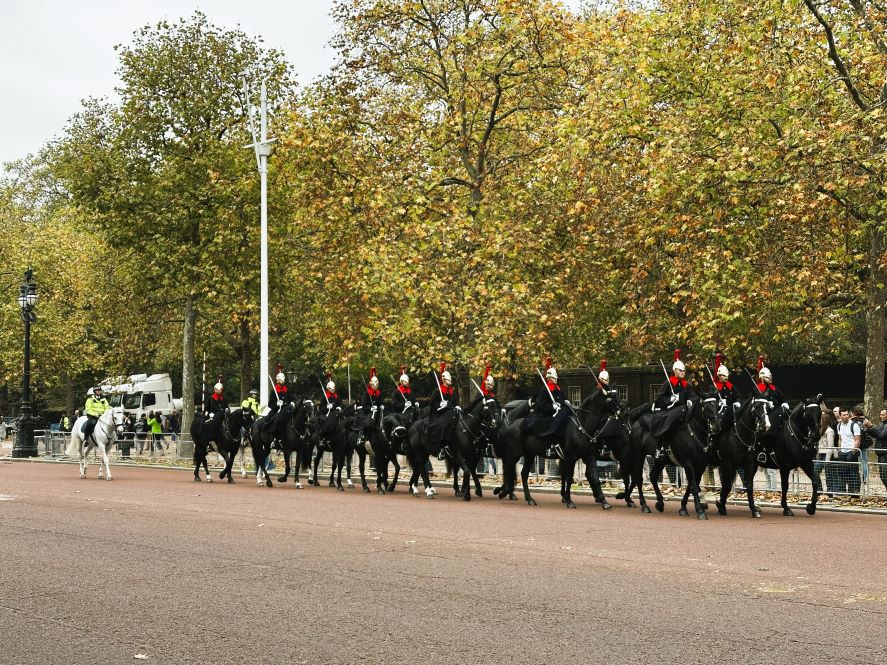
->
800, 395, 824, 447
701, 391, 726, 436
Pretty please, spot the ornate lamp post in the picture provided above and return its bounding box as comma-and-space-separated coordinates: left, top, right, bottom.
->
13, 268, 38, 458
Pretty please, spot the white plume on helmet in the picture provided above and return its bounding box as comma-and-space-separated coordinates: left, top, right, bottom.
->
214, 382, 223, 391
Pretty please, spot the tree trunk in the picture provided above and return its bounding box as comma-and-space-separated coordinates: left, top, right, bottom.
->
240, 318, 251, 402
64, 375, 77, 419
864, 227, 887, 418
181, 293, 198, 439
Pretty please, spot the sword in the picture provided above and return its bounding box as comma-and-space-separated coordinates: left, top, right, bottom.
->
705, 365, 719, 390
317, 377, 332, 408
432, 370, 445, 402
745, 367, 764, 396
536, 368, 562, 414
582, 364, 602, 386
470, 377, 488, 404
268, 374, 282, 406
659, 359, 676, 396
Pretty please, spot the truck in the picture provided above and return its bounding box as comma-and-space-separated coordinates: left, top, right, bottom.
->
88, 373, 183, 421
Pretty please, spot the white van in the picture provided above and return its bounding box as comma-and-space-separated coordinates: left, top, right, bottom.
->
89, 373, 183, 421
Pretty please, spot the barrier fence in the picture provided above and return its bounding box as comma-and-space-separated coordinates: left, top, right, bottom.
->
25, 431, 887, 501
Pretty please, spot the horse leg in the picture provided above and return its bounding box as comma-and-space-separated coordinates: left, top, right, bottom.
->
561, 459, 576, 508
685, 464, 707, 520
279, 448, 291, 484
745, 462, 760, 517
716, 465, 733, 516
585, 456, 611, 510
420, 458, 435, 498
454, 452, 472, 501
779, 466, 794, 516
802, 459, 819, 516
357, 447, 370, 492
101, 443, 113, 481
521, 457, 536, 506
471, 454, 484, 497
79, 444, 87, 479
678, 483, 692, 517
345, 447, 355, 488
649, 454, 666, 513
619, 464, 635, 508
387, 453, 401, 493
240, 444, 247, 478
220, 449, 236, 484
633, 459, 651, 513
311, 448, 323, 486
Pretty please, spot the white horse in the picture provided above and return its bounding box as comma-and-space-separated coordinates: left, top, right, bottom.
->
66, 410, 121, 480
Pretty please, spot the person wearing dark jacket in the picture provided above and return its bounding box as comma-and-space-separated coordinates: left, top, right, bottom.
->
319, 374, 342, 442
427, 363, 459, 457
522, 358, 572, 459
864, 408, 887, 492
351, 368, 384, 445
651, 350, 697, 445
713, 355, 740, 430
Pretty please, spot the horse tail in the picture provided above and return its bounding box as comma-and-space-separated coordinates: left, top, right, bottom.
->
65, 434, 80, 458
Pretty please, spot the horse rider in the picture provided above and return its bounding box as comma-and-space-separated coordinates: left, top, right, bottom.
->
319, 373, 342, 444
205, 381, 227, 420
597, 360, 622, 413
384, 366, 417, 452
713, 353, 739, 430
428, 362, 460, 459
82, 386, 111, 443
464, 365, 501, 413
650, 349, 697, 452
756, 356, 789, 460
522, 357, 571, 459
351, 367, 384, 447
260, 368, 291, 435
241, 388, 260, 434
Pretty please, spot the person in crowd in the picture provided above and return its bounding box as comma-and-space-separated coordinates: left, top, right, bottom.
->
120, 412, 135, 459
135, 413, 149, 454
816, 403, 837, 499
836, 408, 862, 495
864, 408, 887, 493
59, 412, 70, 432
851, 406, 870, 488
147, 411, 164, 453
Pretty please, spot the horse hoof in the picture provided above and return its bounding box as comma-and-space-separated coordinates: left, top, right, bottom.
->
328, 481, 335, 487
679, 508, 689, 517
655, 501, 664, 513
429, 487, 437, 496
715, 501, 726, 516
454, 489, 461, 496
527, 499, 537, 506
106, 476, 113, 481
752, 510, 762, 518
615, 491, 625, 500
227, 477, 234, 484
194, 477, 201, 482
783, 508, 794, 517
206, 477, 213, 483
601, 502, 612, 510
805, 504, 816, 516
474, 489, 482, 497
377, 488, 385, 495
296, 482, 303, 489
641, 505, 651, 514
566, 502, 576, 509
493, 485, 502, 494
462, 494, 471, 502
425, 488, 435, 499
625, 499, 636, 508
697, 512, 708, 521
699, 502, 709, 511
509, 493, 518, 501
277, 476, 287, 483
337, 486, 345, 492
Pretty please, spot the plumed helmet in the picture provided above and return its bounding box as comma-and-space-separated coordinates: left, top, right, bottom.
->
757, 355, 771, 381
440, 362, 452, 384
672, 349, 685, 373
483, 364, 494, 389
369, 376, 379, 389
716, 365, 729, 379
545, 367, 558, 381
214, 382, 223, 392
326, 380, 336, 392
276, 372, 285, 383
599, 359, 609, 384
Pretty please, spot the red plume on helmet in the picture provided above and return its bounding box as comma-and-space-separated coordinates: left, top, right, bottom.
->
440, 362, 446, 374
275, 363, 282, 374
757, 355, 765, 371
714, 351, 723, 374
370, 367, 377, 379
600, 359, 607, 372
673, 349, 681, 361
400, 365, 406, 376
544, 354, 552, 370
482, 364, 491, 383
325, 371, 332, 382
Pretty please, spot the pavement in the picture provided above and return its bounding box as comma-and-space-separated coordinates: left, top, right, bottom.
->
1, 461, 886, 664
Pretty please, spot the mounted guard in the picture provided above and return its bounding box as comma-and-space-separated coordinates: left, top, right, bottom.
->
650, 349, 698, 450
351, 367, 384, 448
427, 362, 459, 459
522, 355, 571, 458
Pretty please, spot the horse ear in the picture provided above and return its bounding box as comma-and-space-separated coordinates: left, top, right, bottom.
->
817, 393, 823, 403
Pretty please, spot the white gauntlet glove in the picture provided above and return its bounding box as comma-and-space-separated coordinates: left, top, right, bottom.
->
438, 400, 448, 410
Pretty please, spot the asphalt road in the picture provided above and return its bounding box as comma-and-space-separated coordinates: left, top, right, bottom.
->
1, 461, 885, 665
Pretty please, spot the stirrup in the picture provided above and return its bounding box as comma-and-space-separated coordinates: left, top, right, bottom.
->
757, 451, 767, 464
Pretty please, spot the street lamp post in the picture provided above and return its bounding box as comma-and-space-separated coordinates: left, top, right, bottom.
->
13, 268, 38, 458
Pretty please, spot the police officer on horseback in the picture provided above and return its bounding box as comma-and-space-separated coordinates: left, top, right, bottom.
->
83, 387, 111, 443
241, 388, 260, 435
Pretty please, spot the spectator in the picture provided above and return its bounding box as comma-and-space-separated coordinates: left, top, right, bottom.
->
864, 408, 887, 493
168, 410, 179, 442
816, 404, 837, 499
147, 411, 164, 453
120, 412, 135, 459
836, 408, 862, 495
135, 414, 148, 454
59, 413, 70, 432
852, 406, 869, 488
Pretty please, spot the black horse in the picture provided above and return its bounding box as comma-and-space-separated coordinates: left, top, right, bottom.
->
405, 405, 479, 501
752, 395, 823, 516
645, 392, 713, 519
346, 407, 394, 494
380, 403, 418, 492
702, 394, 771, 517
306, 404, 355, 491
190, 408, 250, 483
247, 400, 302, 488
495, 393, 610, 509
444, 395, 505, 499
259, 399, 315, 489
